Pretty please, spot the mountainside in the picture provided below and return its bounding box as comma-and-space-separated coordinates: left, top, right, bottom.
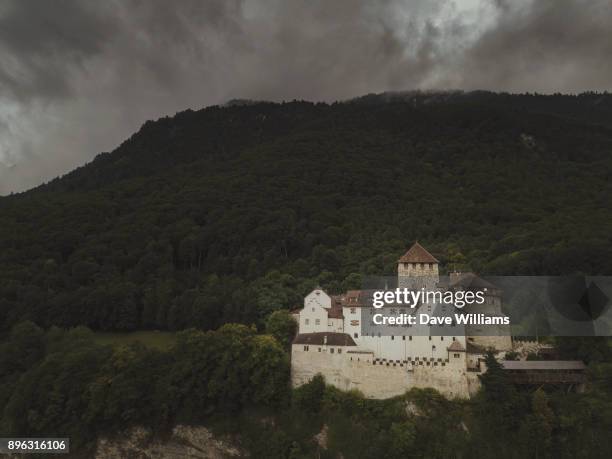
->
2, 91, 612, 331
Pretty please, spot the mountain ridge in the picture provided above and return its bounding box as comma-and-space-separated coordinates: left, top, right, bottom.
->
1, 91, 611, 331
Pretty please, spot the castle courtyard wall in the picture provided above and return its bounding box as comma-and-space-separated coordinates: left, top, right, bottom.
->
291, 346, 477, 399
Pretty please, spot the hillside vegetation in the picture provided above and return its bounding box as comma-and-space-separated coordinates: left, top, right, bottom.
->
1, 91, 612, 333
1, 92, 612, 458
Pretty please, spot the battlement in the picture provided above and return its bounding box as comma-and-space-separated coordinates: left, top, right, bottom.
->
291, 342, 479, 399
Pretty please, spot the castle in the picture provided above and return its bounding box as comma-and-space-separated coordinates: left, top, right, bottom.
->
290, 242, 513, 399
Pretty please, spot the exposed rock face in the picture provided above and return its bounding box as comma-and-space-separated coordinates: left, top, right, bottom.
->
314, 424, 329, 449
95, 425, 244, 458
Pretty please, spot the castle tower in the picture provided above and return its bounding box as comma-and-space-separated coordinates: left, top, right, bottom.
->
398, 242, 439, 289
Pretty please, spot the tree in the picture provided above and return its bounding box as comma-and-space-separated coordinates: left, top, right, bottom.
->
265, 310, 298, 348
518, 389, 555, 458
473, 350, 526, 455
293, 374, 325, 414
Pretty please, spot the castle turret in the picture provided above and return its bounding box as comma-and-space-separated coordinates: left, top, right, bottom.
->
398, 242, 439, 289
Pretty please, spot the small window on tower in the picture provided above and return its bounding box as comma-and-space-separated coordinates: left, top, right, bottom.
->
354, 333, 358, 338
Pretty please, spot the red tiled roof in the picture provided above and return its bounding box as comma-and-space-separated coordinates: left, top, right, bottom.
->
447, 341, 466, 352
293, 332, 357, 346
398, 242, 439, 263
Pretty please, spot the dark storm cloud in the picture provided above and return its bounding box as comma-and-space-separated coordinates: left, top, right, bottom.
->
455, 0, 612, 92
0, 0, 611, 194
0, 0, 116, 101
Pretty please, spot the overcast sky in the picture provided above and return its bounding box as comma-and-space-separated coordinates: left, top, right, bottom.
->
1, 0, 611, 195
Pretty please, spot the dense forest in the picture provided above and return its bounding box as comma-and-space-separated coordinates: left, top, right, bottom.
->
1, 321, 611, 457
1, 91, 612, 457
1, 91, 612, 332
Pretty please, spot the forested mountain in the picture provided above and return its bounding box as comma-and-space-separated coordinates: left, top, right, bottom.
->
2, 92, 612, 458
2, 91, 612, 332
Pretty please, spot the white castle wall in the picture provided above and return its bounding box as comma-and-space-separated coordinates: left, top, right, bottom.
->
409, 351, 474, 398
299, 289, 332, 333
342, 303, 469, 362
351, 334, 468, 362
291, 345, 477, 399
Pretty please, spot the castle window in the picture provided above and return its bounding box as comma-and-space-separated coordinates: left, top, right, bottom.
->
350, 307, 356, 314
441, 336, 444, 341
409, 336, 412, 341
428, 336, 432, 341
354, 333, 358, 338
402, 336, 406, 341
452, 336, 456, 341
338, 348, 342, 354
305, 319, 310, 325
318, 348, 321, 352
315, 319, 320, 325
391, 336, 394, 340
330, 348, 334, 354
454, 353, 460, 358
